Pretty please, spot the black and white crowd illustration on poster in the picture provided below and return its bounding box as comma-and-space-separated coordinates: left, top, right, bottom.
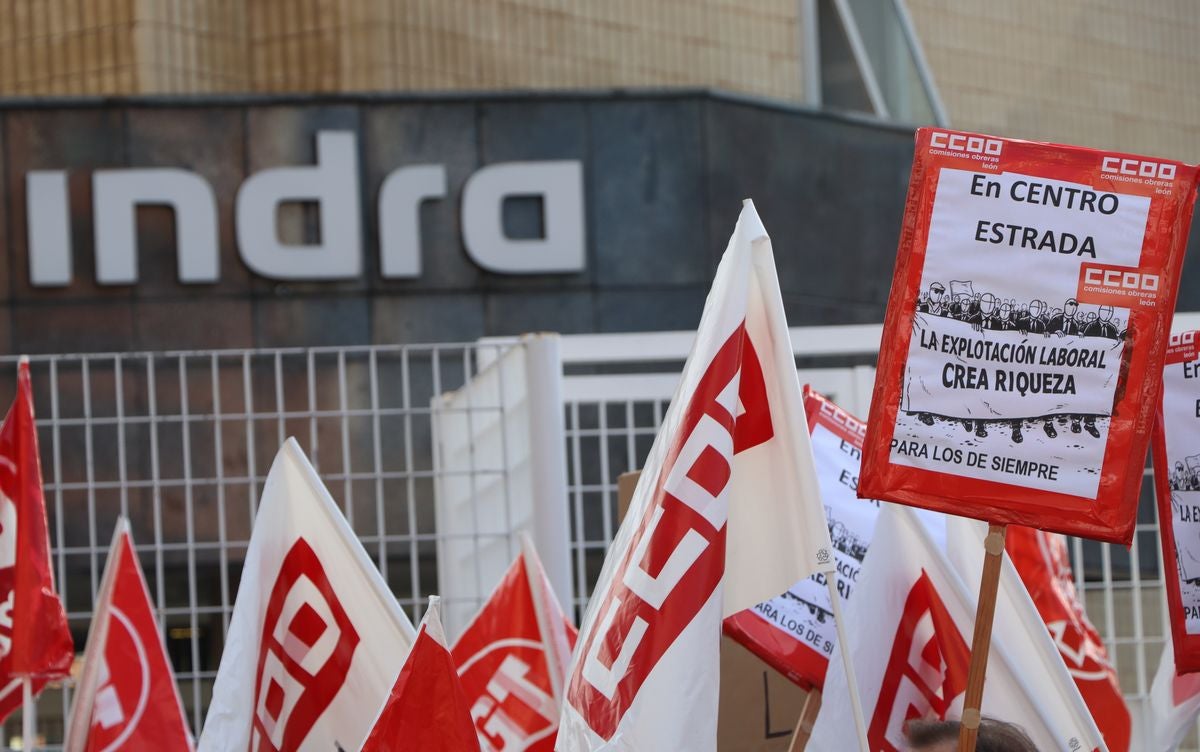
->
726, 392, 945, 685
893, 168, 1149, 499
1159, 338, 1200, 635
748, 416, 877, 664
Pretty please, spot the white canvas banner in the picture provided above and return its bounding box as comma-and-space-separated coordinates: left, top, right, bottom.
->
199, 439, 417, 752
557, 201, 832, 751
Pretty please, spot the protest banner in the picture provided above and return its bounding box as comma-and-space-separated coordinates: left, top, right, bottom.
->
1153, 329, 1200, 674
1005, 526, 1130, 750
724, 388, 875, 689
619, 472, 811, 752
199, 439, 417, 752
1149, 639, 1200, 751
0, 360, 73, 740
451, 535, 576, 751
362, 597, 481, 752
557, 201, 844, 751
64, 519, 193, 751
861, 128, 1199, 543
808, 504, 1104, 752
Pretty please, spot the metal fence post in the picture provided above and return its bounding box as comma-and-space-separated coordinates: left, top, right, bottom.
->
522, 333, 575, 613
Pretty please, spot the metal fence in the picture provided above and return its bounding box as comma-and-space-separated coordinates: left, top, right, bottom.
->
552, 321, 1200, 751
2, 341, 535, 747
6, 318, 1200, 749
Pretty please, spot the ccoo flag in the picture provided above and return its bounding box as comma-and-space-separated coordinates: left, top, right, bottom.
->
453, 534, 577, 751
809, 504, 1105, 752
1006, 526, 1130, 751
0, 359, 73, 723
1148, 640, 1200, 752
199, 439, 417, 752
362, 597, 481, 751
557, 200, 834, 750
64, 518, 193, 751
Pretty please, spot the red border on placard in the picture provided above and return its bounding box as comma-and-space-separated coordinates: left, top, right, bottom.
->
1153, 332, 1200, 674
860, 127, 1199, 544
723, 386, 865, 689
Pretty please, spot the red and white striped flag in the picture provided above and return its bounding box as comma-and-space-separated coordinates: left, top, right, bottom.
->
556, 201, 834, 750
0, 359, 73, 722
362, 597, 480, 752
64, 518, 193, 751
453, 535, 577, 751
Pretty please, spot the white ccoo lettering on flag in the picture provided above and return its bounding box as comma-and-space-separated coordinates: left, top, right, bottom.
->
556, 200, 835, 751
809, 504, 1105, 752
198, 439, 417, 752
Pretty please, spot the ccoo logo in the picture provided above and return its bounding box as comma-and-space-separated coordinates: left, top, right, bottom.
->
251, 538, 360, 752
89, 607, 152, 752
459, 642, 558, 751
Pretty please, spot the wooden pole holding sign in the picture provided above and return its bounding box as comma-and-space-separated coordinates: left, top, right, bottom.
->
956, 523, 1008, 752
788, 689, 822, 752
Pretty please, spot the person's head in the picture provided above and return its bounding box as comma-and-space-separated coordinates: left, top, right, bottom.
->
1065, 298, 1079, 316
1099, 304, 1114, 322
979, 293, 997, 315
904, 717, 1038, 752
1029, 299, 1046, 317
929, 282, 945, 302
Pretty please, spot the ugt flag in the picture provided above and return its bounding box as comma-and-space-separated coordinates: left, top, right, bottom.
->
809, 504, 1104, 752
362, 597, 480, 752
199, 439, 417, 752
64, 518, 193, 751
1006, 526, 1130, 751
0, 359, 73, 722
1149, 639, 1200, 752
557, 200, 834, 751
453, 535, 577, 751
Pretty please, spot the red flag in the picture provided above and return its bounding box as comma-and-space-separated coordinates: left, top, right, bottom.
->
0, 360, 73, 721
1006, 526, 1131, 751
452, 536, 577, 751
64, 518, 193, 751
362, 597, 480, 752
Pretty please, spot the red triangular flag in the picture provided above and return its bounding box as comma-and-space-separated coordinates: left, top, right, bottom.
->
452, 535, 577, 751
362, 597, 480, 752
64, 518, 193, 751
1006, 526, 1131, 751
0, 360, 73, 722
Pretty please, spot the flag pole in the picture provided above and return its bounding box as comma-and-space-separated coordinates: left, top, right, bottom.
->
826, 574, 869, 751
21, 676, 34, 751
787, 688, 822, 752
957, 523, 1007, 752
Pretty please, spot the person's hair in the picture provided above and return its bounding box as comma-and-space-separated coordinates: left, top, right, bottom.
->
904, 717, 1039, 752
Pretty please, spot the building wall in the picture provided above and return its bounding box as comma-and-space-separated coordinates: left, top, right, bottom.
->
2, 89, 1198, 358
0, 92, 915, 355
0, 0, 805, 101
905, 0, 1200, 162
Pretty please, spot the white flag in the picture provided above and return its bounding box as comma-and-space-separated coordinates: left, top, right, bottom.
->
1149, 638, 1200, 751
198, 439, 417, 752
557, 200, 834, 750
809, 504, 1105, 752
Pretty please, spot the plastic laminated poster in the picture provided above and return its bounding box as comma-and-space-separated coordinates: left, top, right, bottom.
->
1153, 329, 1200, 674
723, 387, 877, 689
861, 127, 1198, 544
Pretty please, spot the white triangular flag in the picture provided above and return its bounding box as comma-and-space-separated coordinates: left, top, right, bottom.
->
198, 439, 417, 752
557, 200, 834, 750
1148, 638, 1200, 751
810, 504, 1105, 752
